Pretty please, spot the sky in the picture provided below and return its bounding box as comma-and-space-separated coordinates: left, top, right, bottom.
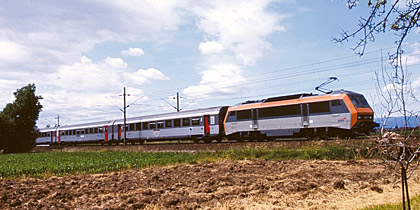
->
1, 0, 419, 128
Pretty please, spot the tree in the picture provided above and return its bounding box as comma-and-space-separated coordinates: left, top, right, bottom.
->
334, 0, 420, 59
374, 62, 419, 210
336, 1, 420, 209
0, 84, 43, 153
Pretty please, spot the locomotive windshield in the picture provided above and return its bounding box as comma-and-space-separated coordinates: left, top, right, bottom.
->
349, 94, 370, 108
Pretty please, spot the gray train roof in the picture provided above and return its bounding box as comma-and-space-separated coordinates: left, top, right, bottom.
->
236, 89, 363, 105
39, 106, 227, 132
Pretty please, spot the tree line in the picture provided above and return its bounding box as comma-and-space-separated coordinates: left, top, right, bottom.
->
0, 84, 43, 154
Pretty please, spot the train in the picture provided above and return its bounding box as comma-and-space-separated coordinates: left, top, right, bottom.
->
36, 89, 379, 145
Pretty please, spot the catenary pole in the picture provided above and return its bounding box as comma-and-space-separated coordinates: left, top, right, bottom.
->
176, 92, 180, 112
123, 87, 127, 146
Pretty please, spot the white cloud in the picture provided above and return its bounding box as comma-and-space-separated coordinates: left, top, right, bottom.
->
125, 68, 170, 85
53, 56, 125, 93
35, 56, 169, 126
0, 0, 289, 126
413, 76, 420, 96
0, 40, 28, 63
0, 0, 185, 74
191, 0, 286, 66
199, 41, 224, 54
402, 42, 420, 66
104, 57, 128, 69
121, 47, 145, 57
182, 64, 246, 98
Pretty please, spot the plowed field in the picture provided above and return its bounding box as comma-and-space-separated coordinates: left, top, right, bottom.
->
2, 159, 420, 209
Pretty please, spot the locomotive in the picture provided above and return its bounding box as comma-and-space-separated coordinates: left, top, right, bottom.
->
36, 89, 378, 145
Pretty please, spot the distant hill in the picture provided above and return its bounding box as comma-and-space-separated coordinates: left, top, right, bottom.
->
376, 116, 420, 128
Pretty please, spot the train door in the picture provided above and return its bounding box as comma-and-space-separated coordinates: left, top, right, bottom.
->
252, 109, 258, 130
58, 130, 61, 144
118, 124, 122, 140
50, 131, 54, 143
204, 115, 210, 135
104, 126, 108, 142
302, 104, 309, 128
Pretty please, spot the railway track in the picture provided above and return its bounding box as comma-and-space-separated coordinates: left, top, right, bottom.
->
32, 138, 371, 153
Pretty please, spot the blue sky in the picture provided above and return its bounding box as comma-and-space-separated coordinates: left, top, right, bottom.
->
1, 0, 419, 128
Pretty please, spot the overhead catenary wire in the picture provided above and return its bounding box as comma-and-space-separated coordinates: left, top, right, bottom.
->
42, 45, 420, 125
138, 45, 418, 98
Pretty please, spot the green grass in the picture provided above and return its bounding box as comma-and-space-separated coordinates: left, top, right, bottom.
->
360, 194, 420, 210
0, 144, 373, 179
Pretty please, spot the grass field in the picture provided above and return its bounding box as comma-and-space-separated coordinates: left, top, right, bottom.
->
361, 194, 420, 210
0, 144, 372, 179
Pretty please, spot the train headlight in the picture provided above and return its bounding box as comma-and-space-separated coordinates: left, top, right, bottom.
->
358, 116, 362, 120
368, 116, 373, 120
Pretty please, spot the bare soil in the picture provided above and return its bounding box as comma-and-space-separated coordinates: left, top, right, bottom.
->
2, 159, 420, 210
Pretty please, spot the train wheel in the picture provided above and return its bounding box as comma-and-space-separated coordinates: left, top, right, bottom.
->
216, 137, 224, 143
204, 138, 212, 143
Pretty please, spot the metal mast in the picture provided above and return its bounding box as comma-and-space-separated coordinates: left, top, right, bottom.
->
123, 87, 127, 146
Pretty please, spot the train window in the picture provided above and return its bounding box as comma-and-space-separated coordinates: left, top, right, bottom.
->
174, 119, 181, 127
210, 116, 216, 125
142, 122, 148, 130
226, 112, 237, 122
136, 123, 141, 131
309, 101, 330, 114
94, 128, 98, 133
129, 123, 135, 131
182, 118, 190, 126
150, 122, 156, 129
192, 118, 200, 126
99, 128, 104, 133
237, 110, 252, 120
165, 120, 173, 128
84, 129, 88, 134
349, 95, 369, 108
157, 121, 164, 128
331, 100, 349, 113
81, 130, 85, 135
90, 128, 94, 133
259, 104, 301, 118
331, 100, 341, 106
61, 131, 65, 136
